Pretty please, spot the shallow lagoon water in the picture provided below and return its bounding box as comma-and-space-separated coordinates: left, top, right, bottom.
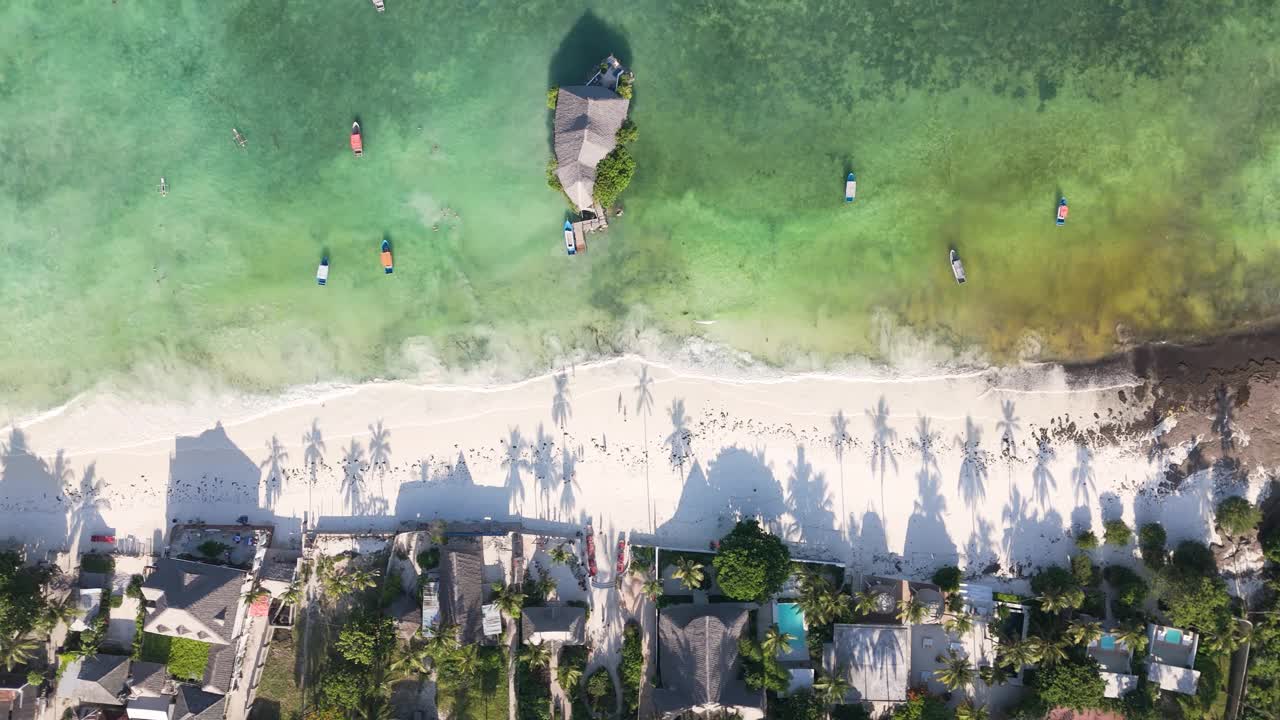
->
2, 1, 1280, 409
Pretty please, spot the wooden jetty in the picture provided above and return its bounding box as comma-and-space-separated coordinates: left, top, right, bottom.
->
569, 205, 609, 253
232, 128, 247, 148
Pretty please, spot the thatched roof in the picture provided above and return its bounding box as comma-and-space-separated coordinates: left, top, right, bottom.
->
651, 604, 763, 715
553, 85, 630, 210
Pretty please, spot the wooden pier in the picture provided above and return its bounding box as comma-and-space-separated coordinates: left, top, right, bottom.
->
570, 205, 609, 253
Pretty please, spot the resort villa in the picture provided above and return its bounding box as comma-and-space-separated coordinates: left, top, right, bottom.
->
552, 55, 632, 211
1146, 624, 1201, 695
651, 604, 766, 720
1087, 629, 1139, 699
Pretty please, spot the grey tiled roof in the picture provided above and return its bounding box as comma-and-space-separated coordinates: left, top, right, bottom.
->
56, 654, 130, 705
440, 542, 485, 644
827, 624, 909, 703
203, 642, 234, 693
174, 683, 227, 720
522, 605, 586, 645
651, 604, 763, 714
554, 85, 631, 210
128, 660, 169, 697
143, 558, 247, 644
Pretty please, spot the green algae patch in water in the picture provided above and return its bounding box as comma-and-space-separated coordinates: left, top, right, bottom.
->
2, 1, 1280, 409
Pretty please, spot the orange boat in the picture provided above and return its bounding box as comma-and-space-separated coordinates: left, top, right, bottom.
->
351, 122, 363, 157
381, 239, 393, 274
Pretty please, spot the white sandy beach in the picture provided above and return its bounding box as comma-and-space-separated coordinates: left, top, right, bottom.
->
0, 356, 1260, 585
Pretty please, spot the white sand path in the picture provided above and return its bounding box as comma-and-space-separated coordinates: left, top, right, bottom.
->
0, 357, 1231, 583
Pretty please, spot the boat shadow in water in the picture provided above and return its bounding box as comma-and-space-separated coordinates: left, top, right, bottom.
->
546, 12, 634, 153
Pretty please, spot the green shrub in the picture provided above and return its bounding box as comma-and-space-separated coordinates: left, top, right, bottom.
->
1216, 496, 1261, 536
108, 592, 123, 609
1138, 522, 1167, 570
166, 637, 211, 681
1163, 574, 1234, 647
592, 147, 636, 208
546, 86, 558, 110
1071, 554, 1094, 586
616, 74, 633, 100
615, 119, 638, 146
774, 690, 824, 720
1103, 519, 1133, 546
931, 565, 961, 592
417, 548, 440, 571
26, 669, 42, 686
620, 622, 643, 716
126, 574, 144, 599
1263, 528, 1280, 564
1030, 658, 1106, 711
713, 519, 791, 601
516, 656, 551, 720
1075, 530, 1099, 550
1172, 540, 1217, 576
197, 540, 230, 559
584, 667, 616, 717
545, 159, 561, 192
1102, 565, 1148, 612
80, 553, 114, 574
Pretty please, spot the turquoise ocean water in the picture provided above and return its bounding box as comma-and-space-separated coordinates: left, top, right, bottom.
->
3, 1, 1280, 410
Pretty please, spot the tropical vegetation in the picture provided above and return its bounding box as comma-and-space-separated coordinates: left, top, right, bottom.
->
713, 519, 791, 601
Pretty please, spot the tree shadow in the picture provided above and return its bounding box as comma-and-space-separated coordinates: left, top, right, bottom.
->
395, 450, 511, 523
551, 372, 572, 430
867, 397, 899, 514
66, 461, 111, 551
532, 423, 557, 518
658, 447, 786, 543
1030, 429, 1057, 509
1000, 484, 1069, 575
167, 422, 261, 522
340, 438, 366, 514
501, 427, 529, 514
559, 445, 580, 519
303, 419, 326, 490
956, 416, 988, 513
997, 399, 1020, 459
368, 420, 392, 492
849, 509, 892, 572
547, 11, 635, 148
664, 398, 692, 473
964, 517, 999, 575
634, 366, 654, 417
903, 416, 957, 573
1071, 442, 1097, 507
260, 434, 289, 511
784, 445, 837, 545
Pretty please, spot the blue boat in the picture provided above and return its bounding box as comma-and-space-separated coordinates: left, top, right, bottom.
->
380, 239, 393, 274
845, 172, 857, 202
563, 220, 576, 256
316, 256, 329, 286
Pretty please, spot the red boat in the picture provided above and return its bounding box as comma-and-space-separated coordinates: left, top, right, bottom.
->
351, 122, 363, 157
585, 525, 597, 577
615, 539, 627, 575
90, 534, 116, 544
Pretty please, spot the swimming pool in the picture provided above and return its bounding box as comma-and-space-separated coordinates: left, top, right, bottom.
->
775, 602, 808, 659
1164, 628, 1183, 645
1100, 634, 1116, 650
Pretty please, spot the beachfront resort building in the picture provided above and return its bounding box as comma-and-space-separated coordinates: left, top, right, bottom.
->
651, 604, 766, 720
1146, 624, 1201, 695
1087, 629, 1139, 699
553, 55, 632, 211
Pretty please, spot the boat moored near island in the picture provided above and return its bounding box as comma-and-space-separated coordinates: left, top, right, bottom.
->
845, 172, 856, 202
950, 249, 967, 284
563, 221, 576, 256
381, 239, 393, 274
371, 0, 385, 12
351, 122, 363, 157
316, 256, 329, 286
1057, 197, 1069, 226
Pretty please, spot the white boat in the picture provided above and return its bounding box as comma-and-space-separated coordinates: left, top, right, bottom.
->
950, 249, 966, 284
316, 257, 329, 286
563, 220, 576, 256
371, 0, 385, 11
844, 172, 856, 202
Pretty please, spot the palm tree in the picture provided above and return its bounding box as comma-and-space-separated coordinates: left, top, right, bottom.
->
281, 579, 303, 606
897, 596, 927, 625
491, 582, 526, 619
450, 644, 479, 676
933, 650, 974, 691
1113, 624, 1148, 655
425, 623, 462, 661
642, 578, 664, 601
1037, 588, 1072, 614
520, 642, 552, 670
37, 596, 80, 633
1066, 619, 1103, 646
534, 573, 558, 601
0, 632, 37, 672
548, 545, 574, 565
943, 612, 974, 637
557, 663, 583, 691
344, 568, 379, 594
813, 669, 850, 707
391, 644, 431, 677
761, 624, 797, 657
955, 699, 989, 720
852, 590, 880, 617
978, 663, 1010, 687
1036, 636, 1069, 667
996, 637, 1042, 672
672, 557, 705, 591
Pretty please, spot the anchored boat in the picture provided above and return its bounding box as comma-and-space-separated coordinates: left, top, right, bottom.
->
351, 122, 363, 157
563, 220, 576, 256
158, 177, 168, 196
371, 0, 385, 11
316, 256, 329, 286
1056, 197, 1069, 226
381, 239, 393, 274
845, 172, 857, 202
950, 249, 967, 284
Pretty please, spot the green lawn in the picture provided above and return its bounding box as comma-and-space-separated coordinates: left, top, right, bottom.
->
139, 632, 211, 682
250, 630, 304, 720
436, 646, 508, 720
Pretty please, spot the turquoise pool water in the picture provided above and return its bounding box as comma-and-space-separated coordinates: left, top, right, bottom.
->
775, 602, 807, 657
1100, 634, 1116, 650
1164, 628, 1183, 645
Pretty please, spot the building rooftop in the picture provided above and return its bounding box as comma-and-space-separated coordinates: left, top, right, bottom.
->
440, 541, 486, 644
1101, 671, 1139, 699
522, 604, 587, 645
142, 558, 248, 645
174, 683, 226, 720
1148, 662, 1201, 694
127, 660, 169, 697
651, 604, 764, 716
57, 654, 130, 706
553, 84, 631, 211
825, 624, 910, 703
